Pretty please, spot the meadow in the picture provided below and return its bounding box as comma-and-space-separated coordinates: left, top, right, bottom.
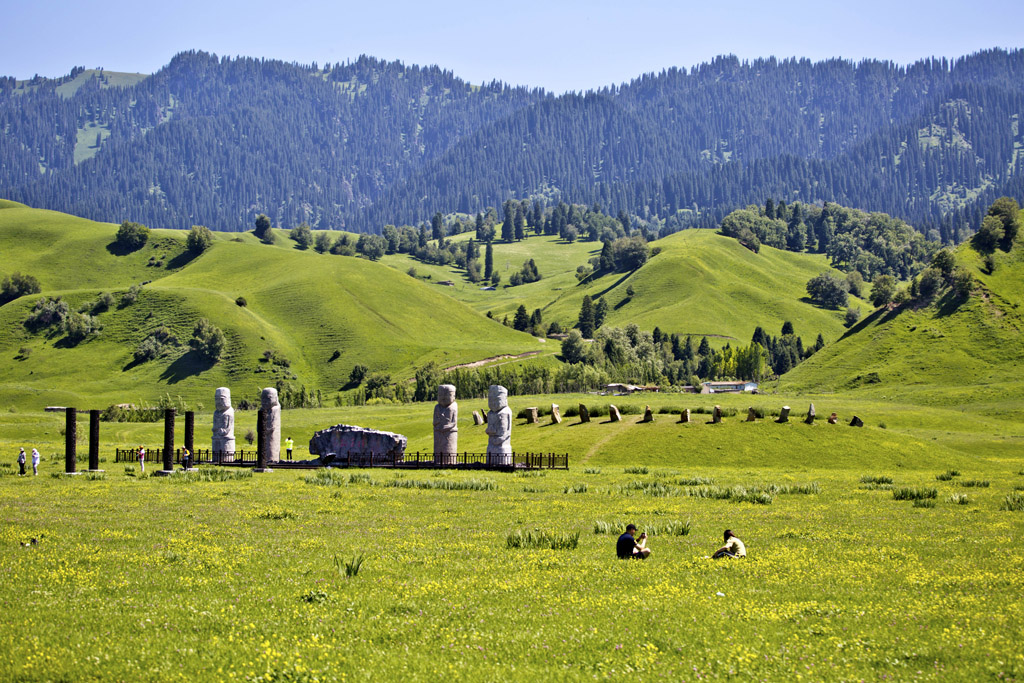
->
1, 392, 1022, 681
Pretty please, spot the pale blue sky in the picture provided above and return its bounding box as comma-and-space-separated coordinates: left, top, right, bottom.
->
3, 0, 1021, 92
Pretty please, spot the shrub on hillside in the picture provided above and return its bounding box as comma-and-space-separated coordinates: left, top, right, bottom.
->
186, 225, 214, 254
134, 326, 179, 362
63, 311, 101, 343
235, 296, 247, 307
120, 283, 142, 307
189, 318, 225, 361
290, 223, 313, 249
0, 272, 41, 304
844, 307, 861, 327
806, 272, 849, 308
24, 296, 69, 332
115, 221, 150, 251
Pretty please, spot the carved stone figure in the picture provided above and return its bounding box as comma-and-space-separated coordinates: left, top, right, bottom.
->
609, 405, 622, 422
746, 407, 757, 422
551, 404, 562, 424
777, 406, 791, 423
578, 404, 590, 423
212, 387, 236, 461
485, 385, 513, 466
260, 387, 282, 463
679, 408, 690, 424
433, 384, 458, 465
805, 403, 816, 425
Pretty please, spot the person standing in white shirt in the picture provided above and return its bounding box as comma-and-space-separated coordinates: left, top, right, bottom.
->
30, 448, 41, 476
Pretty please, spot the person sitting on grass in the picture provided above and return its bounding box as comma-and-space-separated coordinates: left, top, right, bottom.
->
712, 529, 746, 559
616, 523, 651, 560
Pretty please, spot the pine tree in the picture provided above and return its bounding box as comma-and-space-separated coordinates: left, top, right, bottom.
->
513, 305, 530, 331
484, 242, 494, 279
781, 321, 794, 336
578, 296, 595, 338
593, 298, 608, 329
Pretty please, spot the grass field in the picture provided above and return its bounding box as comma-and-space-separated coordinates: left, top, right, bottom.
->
1, 394, 1022, 680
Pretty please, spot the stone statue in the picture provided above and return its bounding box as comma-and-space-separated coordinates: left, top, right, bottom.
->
212, 387, 236, 460
485, 385, 512, 466
433, 384, 458, 465
261, 387, 282, 463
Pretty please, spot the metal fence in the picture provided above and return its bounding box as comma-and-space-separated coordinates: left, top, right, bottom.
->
115, 448, 568, 470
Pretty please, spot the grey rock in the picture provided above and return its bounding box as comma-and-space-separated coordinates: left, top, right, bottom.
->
679, 408, 690, 424
776, 406, 791, 423
746, 407, 757, 422
472, 410, 484, 426
609, 405, 622, 422
309, 424, 408, 466
578, 404, 590, 423
641, 405, 654, 423
525, 407, 539, 424
550, 403, 562, 424
711, 405, 722, 424
805, 403, 816, 425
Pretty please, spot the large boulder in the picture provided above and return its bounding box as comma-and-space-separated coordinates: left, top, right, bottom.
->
309, 424, 407, 467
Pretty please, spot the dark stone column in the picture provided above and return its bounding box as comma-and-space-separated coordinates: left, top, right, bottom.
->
255, 409, 268, 471
184, 411, 195, 457
162, 408, 175, 472
88, 409, 101, 471
64, 407, 77, 474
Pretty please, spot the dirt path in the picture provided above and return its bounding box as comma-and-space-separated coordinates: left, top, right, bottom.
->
444, 351, 544, 372
578, 421, 631, 465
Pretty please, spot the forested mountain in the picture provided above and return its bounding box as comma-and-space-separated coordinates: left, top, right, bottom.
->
2, 49, 1023, 236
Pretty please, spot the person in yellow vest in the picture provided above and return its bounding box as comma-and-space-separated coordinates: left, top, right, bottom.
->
284, 437, 294, 461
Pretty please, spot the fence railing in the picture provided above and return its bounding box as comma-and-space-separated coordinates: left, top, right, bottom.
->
115, 448, 568, 470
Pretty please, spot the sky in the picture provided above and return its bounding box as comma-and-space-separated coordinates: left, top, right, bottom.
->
3, 0, 1021, 93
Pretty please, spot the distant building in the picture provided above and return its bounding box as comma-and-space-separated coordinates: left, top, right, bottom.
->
700, 381, 759, 394
605, 383, 660, 395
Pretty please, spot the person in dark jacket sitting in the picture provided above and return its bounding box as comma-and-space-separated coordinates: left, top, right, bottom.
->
616, 523, 651, 560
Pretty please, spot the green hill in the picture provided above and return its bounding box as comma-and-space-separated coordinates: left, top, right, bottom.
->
384, 229, 861, 346
780, 236, 1024, 415
0, 204, 541, 409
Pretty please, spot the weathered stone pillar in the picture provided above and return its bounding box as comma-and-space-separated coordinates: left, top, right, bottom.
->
88, 409, 102, 471
157, 408, 175, 475
184, 411, 195, 456
64, 407, 78, 474
525, 407, 539, 424
609, 405, 622, 422
746, 407, 757, 422
679, 408, 690, 424
776, 406, 791, 423
711, 405, 722, 424
805, 403, 816, 425
255, 409, 271, 472
641, 405, 654, 423
472, 410, 484, 425
550, 404, 562, 424
578, 404, 590, 423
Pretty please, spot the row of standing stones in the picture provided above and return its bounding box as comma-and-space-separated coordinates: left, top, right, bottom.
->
477, 402, 864, 428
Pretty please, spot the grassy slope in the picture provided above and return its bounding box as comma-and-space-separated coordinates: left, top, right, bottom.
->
0, 205, 540, 408
384, 230, 859, 345
780, 235, 1024, 415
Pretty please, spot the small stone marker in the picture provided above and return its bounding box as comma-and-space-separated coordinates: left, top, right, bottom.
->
481, 409, 488, 424
641, 405, 654, 423
679, 408, 690, 424
828, 412, 838, 425
472, 410, 484, 425
550, 404, 562, 424
525, 407, 539, 424
609, 405, 622, 422
746, 407, 757, 422
804, 403, 816, 425
776, 406, 791, 423
578, 404, 590, 423
711, 405, 722, 424
849, 415, 864, 427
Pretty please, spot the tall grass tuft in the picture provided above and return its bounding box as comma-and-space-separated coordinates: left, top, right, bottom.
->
673, 475, 715, 486
947, 493, 970, 505
593, 519, 691, 536
506, 529, 580, 550
912, 498, 937, 508
84, 472, 106, 481
384, 478, 495, 491
1000, 492, 1024, 512
958, 480, 990, 488
583, 468, 602, 475
334, 553, 365, 577
935, 469, 961, 481
860, 475, 893, 485
563, 483, 588, 494
623, 466, 649, 475
892, 487, 938, 501
176, 468, 252, 483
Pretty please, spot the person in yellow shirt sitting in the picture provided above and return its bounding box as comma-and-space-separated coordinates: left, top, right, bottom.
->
712, 529, 746, 559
